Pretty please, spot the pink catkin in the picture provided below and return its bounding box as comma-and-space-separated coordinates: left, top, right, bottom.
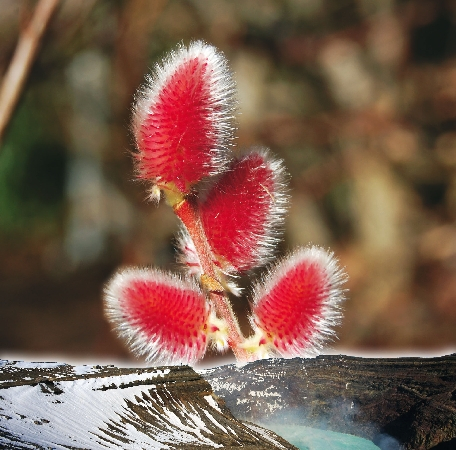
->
132, 41, 236, 193
104, 268, 209, 364
251, 246, 346, 358
138, 59, 214, 190
255, 263, 326, 351
200, 149, 288, 272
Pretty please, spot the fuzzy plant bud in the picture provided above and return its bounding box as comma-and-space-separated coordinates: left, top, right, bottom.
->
104, 268, 227, 365
132, 41, 236, 198
200, 148, 288, 273
106, 41, 349, 366
244, 246, 347, 359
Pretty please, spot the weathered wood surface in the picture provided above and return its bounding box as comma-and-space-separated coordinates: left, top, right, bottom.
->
0, 360, 296, 449
202, 354, 456, 450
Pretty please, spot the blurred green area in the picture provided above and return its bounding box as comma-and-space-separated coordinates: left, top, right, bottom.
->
1, 0, 455, 364
1, 92, 66, 234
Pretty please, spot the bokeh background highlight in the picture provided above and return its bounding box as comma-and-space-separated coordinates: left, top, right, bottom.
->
1, 0, 455, 364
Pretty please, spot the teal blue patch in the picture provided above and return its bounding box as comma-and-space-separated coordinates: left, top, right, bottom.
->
265, 424, 380, 450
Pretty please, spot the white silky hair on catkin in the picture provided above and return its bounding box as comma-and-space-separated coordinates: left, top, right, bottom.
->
176, 226, 244, 296
196, 147, 290, 274
176, 148, 289, 292
233, 147, 290, 272
176, 227, 204, 278
250, 245, 348, 358
104, 267, 210, 365
131, 40, 237, 181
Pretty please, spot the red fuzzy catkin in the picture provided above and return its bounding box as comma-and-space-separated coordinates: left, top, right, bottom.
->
249, 246, 347, 358
199, 148, 289, 273
132, 41, 236, 196
104, 268, 211, 365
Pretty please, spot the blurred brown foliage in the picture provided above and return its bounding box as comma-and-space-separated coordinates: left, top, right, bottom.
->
1, 0, 455, 365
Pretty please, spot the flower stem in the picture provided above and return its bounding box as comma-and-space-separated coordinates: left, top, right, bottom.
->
173, 196, 251, 362
209, 291, 252, 362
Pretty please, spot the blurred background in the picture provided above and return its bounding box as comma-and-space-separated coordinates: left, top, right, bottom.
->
1, 0, 455, 366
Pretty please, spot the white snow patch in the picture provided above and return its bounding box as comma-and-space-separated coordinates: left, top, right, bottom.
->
202, 409, 228, 434
204, 394, 222, 413
266, 399, 284, 413
243, 422, 288, 449
72, 365, 102, 376
248, 389, 281, 398
0, 370, 223, 449
3, 361, 65, 369
207, 379, 247, 393
88, 370, 169, 390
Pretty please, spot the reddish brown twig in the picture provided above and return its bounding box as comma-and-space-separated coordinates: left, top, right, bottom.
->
173, 198, 252, 363
0, 0, 60, 146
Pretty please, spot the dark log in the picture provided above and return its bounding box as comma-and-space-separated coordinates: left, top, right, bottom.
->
0, 360, 296, 449
201, 354, 456, 450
